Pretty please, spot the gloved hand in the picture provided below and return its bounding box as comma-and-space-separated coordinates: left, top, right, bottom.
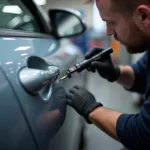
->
52, 82, 66, 101
67, 85, 102, 124
85, 47, 120, 82
52, 82, 67, 108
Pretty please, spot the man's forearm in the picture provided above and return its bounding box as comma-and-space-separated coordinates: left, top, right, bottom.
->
89, 106, 122, 141
116, 66, 135, 89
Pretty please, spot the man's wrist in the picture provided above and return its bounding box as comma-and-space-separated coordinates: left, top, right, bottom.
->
116, 65, 135, 89
85, 102, 103, 124
115, 65, 121, 81
108, 65, 120, 82
88, 106, 104, 121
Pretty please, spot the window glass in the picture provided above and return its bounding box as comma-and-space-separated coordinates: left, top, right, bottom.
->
0, 0, 41, 32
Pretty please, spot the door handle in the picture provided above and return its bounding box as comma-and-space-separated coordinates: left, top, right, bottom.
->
19, 56, 60, 100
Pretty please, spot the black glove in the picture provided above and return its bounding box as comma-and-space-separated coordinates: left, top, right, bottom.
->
52, 83, 66, 101
85, 47, 120, 82
67, 85, 102, 124
52, 82, 67, 110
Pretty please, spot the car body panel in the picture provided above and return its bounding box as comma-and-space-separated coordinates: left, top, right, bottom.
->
0, 37, 85, 150
0, 0, 87, 150
0, 66, 37, 150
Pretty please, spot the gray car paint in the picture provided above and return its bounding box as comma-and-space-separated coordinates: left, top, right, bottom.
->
0, 66, 37, 150
0, 37, 67, 150
0, 0, 87, 149
0, 37, 85, 150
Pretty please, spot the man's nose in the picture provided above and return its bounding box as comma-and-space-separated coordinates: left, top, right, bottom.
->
106, 27, 114, 36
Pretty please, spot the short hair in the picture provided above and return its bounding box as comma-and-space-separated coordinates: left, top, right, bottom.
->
111, 0, 150, 14
84, 0, 150, 14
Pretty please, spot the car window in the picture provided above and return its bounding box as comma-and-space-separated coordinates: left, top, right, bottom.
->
0, 0, 41, 32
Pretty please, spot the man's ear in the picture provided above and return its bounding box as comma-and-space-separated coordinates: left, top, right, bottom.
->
134, 5, 150, 27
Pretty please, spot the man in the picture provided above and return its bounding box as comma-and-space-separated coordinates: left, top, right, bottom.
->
66, 0, 150, 149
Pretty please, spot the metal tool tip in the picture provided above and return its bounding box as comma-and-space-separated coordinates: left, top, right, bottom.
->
60, 75, 67, 80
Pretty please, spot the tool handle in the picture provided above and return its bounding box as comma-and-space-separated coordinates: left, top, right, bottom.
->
75, 47, 113, 72
75, 59, 91, 72
92, 47, 113, 61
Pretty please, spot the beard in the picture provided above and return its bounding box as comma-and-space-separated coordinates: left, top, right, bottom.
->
122, 42, 149, 54
114, 21, 150, 54
121, 39, 150, 54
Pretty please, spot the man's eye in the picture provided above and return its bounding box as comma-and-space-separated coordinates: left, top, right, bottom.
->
109, 21, 116, 25
105, 21, 116, 25
105, 21, 116, 28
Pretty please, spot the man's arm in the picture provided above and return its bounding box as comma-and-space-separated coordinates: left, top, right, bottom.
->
89, 107, 122, 141
117, 52, 147, 93
117, 65, 135, 89
67, 85, 150, 150
89, 97, 150, 150
85, 48, 147, 93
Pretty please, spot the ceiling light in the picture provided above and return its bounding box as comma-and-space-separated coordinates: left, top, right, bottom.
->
2, 5, 22, 14
34, 0, 47, 5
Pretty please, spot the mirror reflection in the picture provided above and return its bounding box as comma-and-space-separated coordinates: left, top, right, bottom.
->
55, 12, 83, 37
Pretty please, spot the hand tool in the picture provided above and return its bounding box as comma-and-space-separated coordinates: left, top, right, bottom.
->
60, 47, 113, 81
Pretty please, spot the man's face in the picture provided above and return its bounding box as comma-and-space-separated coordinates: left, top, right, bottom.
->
96, 0, 150, 54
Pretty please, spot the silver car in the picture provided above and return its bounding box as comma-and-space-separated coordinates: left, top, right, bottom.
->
0, 0, 87, 150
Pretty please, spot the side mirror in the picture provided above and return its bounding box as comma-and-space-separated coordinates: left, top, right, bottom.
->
48, 8, 87, 38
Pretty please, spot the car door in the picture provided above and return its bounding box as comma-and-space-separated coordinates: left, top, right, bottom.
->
0, 67, 38, 150
0, 0, 68, 150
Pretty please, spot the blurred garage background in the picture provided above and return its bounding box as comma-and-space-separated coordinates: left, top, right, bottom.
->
36, 0, 143, 149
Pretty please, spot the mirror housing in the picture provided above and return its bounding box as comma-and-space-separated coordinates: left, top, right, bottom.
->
48, 8, 87, 38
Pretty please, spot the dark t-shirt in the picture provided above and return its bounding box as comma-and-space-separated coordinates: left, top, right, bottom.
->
116, 51, 150, 150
